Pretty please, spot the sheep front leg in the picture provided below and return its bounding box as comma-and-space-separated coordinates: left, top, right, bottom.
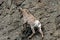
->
22, 18, 27, 31
28, 26, 35, 38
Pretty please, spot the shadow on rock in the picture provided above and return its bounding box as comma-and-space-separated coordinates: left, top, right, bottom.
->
21, 22, 44, 40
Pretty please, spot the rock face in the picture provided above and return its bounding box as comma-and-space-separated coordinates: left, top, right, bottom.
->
0, 0, 60, 40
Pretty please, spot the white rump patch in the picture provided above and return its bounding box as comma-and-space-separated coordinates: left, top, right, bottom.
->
34, 20, 41, 28
34, 20, 40, 25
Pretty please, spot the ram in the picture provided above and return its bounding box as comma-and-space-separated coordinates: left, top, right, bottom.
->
20, 8, 43, 38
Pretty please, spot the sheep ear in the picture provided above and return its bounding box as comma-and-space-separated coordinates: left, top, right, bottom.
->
25, 9, 29, 13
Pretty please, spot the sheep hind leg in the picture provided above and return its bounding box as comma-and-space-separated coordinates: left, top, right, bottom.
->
38, 28, 44, 38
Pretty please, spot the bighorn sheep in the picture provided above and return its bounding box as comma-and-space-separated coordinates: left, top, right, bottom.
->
20, 8, 43, 38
